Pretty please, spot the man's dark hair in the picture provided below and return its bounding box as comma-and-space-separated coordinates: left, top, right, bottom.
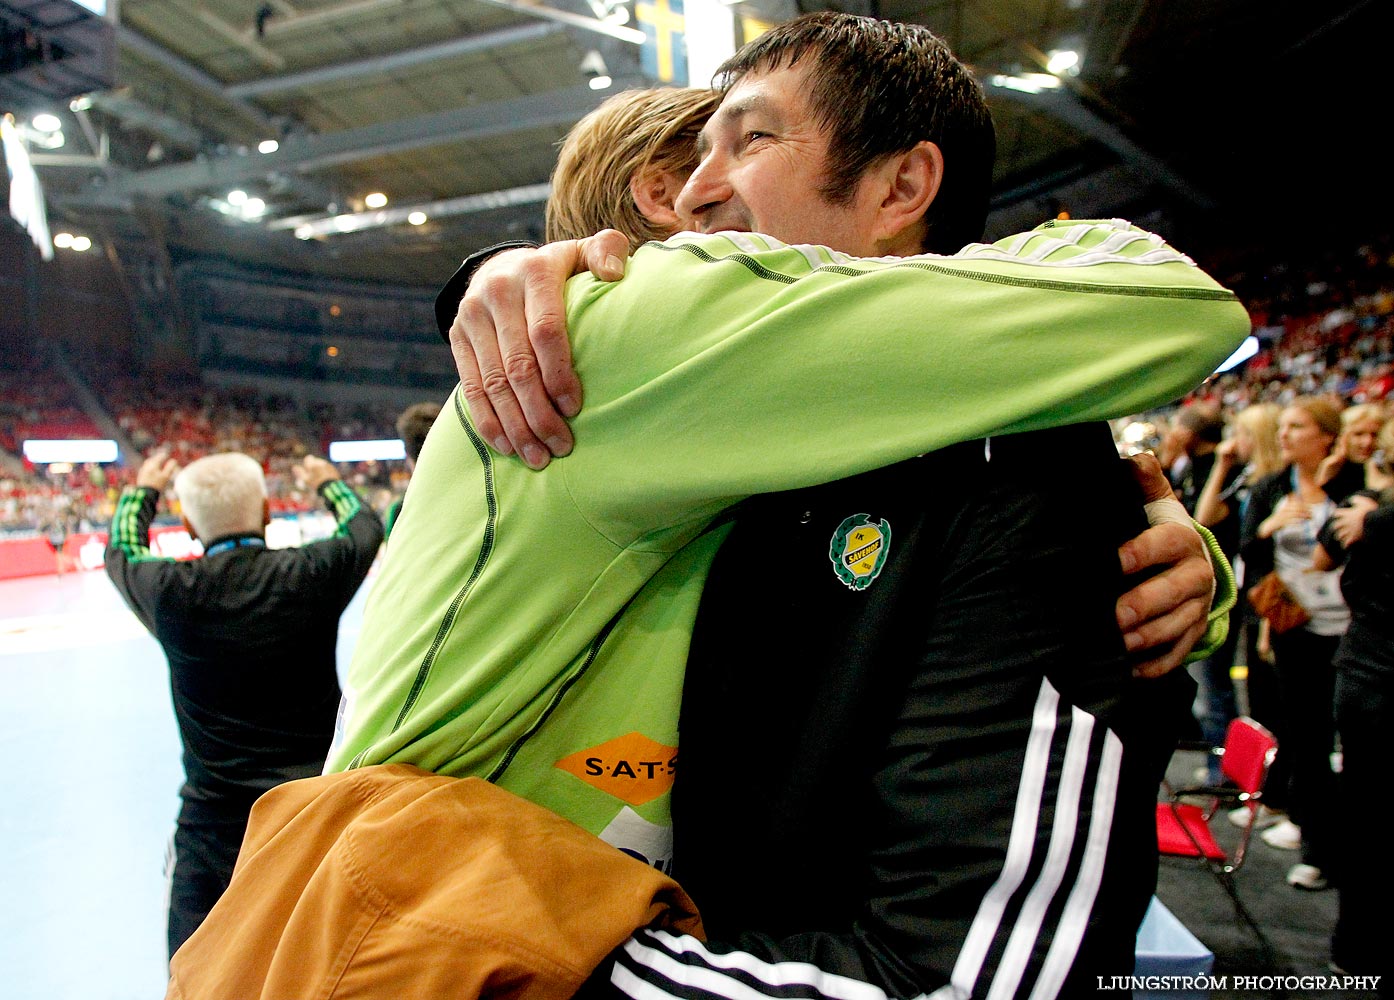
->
715, 12, 995, 254
396, 401, 442, 463
1177, 404, 1224, 445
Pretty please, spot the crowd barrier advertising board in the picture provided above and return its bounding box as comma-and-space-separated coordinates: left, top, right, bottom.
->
0, 512, 338, 581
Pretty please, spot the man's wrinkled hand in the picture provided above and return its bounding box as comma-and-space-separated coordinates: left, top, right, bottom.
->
1117, 453, 1215, 678
450, 229, 629, 470
137, 449, 179, 492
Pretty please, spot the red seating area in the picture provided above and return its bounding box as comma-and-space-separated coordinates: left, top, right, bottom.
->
1180, 233, 1394, 412
0, 367, 100, 454
3, 371, 409, 538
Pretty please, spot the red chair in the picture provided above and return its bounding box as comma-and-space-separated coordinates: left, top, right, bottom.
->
1157, 715, 1278, 872
1156, 716, 1278, 950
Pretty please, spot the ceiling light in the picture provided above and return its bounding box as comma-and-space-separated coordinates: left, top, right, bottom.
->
295, 225, 315, 240
586, 0, 630, 23
258, 139, 279, 154
71, 236, 92, 252
32, 113, 62, 133
407, 211, 427, 226
69, 95, 94, 112
242, 197, 266, 217
580, 49, 608, 86
1046, 49, 1081, 76
988, 73, 1062, 95
364, 192, 388, 209
54, 232, 74, 248
275, 182, 551, 239
227, 189, 248, 206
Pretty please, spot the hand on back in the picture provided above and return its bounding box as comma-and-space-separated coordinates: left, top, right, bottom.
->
449, 230, 629, 469
1116, 453, 1216, 679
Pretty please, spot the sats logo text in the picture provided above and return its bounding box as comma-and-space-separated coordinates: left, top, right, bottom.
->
555, 731, 677, 806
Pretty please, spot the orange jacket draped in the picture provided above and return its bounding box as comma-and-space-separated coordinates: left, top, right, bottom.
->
168, 764, 704, 1000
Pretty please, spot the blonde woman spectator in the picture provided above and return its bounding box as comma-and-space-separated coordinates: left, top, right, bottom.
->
1239, 396, 1357, 891
1190, 402, 1282, 782
1313, 416, 1393, 981
1318, 402, 1388, 494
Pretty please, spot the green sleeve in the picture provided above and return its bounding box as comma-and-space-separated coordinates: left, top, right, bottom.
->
1185, 521, 1238, 663
557, 222, 1252, 541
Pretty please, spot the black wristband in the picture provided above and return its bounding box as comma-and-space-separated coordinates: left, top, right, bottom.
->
434, 240, 539, 345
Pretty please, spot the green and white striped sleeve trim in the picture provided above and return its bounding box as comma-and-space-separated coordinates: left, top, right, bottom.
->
320, 479, 363, 537
109, 486, 167, 563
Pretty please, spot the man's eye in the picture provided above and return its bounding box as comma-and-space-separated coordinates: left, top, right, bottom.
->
743, 131, 770, 146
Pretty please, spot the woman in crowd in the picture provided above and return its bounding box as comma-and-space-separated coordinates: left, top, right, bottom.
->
1314, 417, 1392, 982
1192, 402, 1282, 784
1318, 402, 1387, 496
1238, 396, 1358, 890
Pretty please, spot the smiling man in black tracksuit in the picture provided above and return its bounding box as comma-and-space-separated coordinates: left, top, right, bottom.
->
437, 14, 1234, 999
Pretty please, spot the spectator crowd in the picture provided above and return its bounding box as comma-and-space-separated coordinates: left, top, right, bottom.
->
8, 230, 1392, 540
2, 369, 422, 537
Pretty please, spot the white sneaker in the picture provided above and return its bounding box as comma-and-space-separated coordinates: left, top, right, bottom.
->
1261, 819, 1303, 850
1227, 803, 1283, 830
1286, 863, 1329, 891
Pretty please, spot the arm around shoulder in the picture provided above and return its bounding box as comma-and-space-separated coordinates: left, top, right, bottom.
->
559, 223, 1252, 510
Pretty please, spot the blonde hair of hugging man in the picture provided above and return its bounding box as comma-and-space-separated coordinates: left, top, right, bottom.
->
545, 87, 719, 252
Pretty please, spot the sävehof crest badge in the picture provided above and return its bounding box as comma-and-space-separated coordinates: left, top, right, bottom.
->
829, 513, 892, 591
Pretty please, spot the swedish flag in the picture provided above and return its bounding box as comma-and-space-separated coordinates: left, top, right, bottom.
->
637, 0, 688, 84
740, 12, 773, 45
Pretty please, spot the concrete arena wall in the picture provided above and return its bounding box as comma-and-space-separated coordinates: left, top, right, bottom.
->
201, 368, 450, 411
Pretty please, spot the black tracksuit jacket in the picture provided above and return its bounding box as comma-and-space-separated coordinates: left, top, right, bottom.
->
596, 423, 1193, 1000
105, 480, 382, 819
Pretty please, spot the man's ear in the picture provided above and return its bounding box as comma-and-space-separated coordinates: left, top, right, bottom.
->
871, 141, 943, 254
629, 168, 683, 231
